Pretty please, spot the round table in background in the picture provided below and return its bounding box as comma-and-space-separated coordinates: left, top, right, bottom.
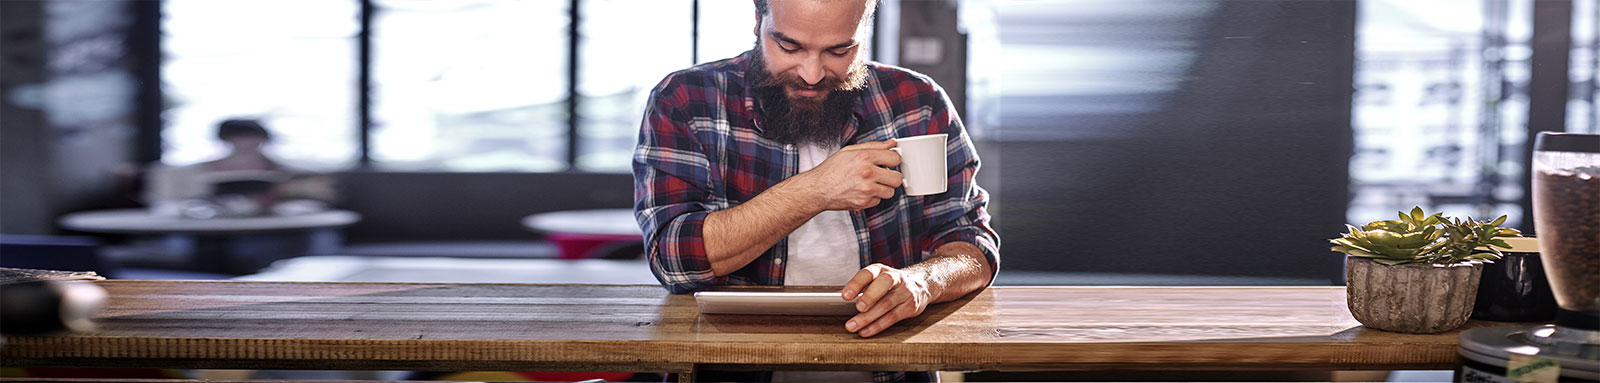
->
59, 209, 362, 275
521, 209, 642, 260
60, 209, 361, 235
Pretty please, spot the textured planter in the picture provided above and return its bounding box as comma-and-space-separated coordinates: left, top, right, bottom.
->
1345, 256, 1484, 334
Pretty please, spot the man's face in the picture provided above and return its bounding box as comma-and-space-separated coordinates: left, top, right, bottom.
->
756, 0, 871, 106
749, 0, 872, 146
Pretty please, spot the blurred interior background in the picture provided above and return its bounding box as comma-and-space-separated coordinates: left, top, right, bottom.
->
2, 0, 1597, 286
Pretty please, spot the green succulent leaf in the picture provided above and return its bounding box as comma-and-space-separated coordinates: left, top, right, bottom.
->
1373, 258, 1413, 265
1334, 207, 1524, 266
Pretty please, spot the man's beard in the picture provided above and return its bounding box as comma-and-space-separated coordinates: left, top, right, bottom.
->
747, 49, 869, 147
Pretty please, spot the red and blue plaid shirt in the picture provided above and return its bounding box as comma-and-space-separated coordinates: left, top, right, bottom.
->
633, 51, 999, 294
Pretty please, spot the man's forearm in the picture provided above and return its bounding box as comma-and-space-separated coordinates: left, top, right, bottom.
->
908, 241, 994, 303
703, 182, 820, 276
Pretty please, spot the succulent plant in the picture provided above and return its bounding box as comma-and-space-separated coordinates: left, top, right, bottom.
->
1331, 206, 1522, 266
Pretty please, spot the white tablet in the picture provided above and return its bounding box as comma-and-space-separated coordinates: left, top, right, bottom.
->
693, 291, 860, 316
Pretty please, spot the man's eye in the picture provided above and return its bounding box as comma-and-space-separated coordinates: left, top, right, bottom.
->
780, 45, 799, 53
828, 49, 850, 57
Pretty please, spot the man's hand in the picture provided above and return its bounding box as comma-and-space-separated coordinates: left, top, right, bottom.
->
783, 140, 902, 212
840, 263, 933, 338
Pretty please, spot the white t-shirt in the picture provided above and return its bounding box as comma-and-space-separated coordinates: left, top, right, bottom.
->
783, 144, 864, 286
775, 144, 874, 382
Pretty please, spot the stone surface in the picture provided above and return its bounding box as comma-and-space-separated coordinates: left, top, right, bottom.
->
1345, 256, 1483, 333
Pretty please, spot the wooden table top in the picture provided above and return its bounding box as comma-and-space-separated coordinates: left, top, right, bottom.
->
1, 281, 1513, 372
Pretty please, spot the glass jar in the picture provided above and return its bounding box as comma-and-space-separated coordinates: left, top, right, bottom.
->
1531, 132, 1600, 329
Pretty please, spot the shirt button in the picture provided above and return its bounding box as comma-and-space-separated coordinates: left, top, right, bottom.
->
774, 257, 784, 265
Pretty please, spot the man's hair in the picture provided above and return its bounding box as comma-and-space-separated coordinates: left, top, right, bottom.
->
217, 119, 271, 141
754, 0, 878, 24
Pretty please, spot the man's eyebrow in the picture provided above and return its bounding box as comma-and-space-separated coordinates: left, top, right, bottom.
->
769, 31, 858, 51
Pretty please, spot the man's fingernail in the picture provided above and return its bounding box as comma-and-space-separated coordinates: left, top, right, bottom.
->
856, 302, 866, 311
846, 321, 857, 331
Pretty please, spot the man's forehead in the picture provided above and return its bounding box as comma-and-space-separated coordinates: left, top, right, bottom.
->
763, 0, 872, 45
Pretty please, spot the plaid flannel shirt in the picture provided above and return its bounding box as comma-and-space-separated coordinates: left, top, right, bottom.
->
633, 50, 999, 295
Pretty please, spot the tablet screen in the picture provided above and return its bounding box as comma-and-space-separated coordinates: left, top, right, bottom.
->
693, 291, 860, 316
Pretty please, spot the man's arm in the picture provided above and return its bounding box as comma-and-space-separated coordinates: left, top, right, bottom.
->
703, 141, 904, 276
635, 72, 907, 291
839, 241, 991, 338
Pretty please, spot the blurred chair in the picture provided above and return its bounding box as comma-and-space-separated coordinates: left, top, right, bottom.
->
1, 234, 229, 280
0, 235, 106, 276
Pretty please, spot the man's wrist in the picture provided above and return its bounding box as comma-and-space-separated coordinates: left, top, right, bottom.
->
767, 175, 824, 216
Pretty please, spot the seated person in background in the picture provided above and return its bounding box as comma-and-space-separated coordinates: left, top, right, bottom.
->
146, 119, 336, 217
198, 119, 279, 172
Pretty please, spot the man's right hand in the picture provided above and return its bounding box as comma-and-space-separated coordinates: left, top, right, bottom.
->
782, 140, 903, 212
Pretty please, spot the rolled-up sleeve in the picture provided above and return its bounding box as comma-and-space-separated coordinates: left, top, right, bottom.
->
920, 85, 1001, 279
633, 74, 724, 294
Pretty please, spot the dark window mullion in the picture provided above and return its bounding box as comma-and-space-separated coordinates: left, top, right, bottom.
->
358, 0, 374, 168
567, 0, 581, 169
692, 0, 699, 65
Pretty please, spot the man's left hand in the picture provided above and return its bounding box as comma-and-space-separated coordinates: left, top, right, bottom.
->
840, 263, 933, 338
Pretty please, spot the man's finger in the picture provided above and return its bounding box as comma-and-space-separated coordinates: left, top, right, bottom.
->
859, 300, 919, 337
840, 266, 882, 299
872, 167, 904, 188
840, 140, 896, 152
856, 272, 899, 311
872, 184, 896, 200
847, 288, 907, 334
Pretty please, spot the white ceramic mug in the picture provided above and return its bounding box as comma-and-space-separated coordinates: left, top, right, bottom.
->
890, 134, 948, 196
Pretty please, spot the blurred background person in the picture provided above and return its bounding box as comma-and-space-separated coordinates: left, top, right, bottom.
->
146, 119, 336, 218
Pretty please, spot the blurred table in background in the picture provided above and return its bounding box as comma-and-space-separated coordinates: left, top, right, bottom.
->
239, 255, 657, 284
58, 209, 360, 275
522, 209, 642, 259
59, 209, 360, 234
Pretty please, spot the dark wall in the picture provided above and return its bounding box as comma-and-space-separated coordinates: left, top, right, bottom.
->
996, 1, 1355, 282
1, 0, 53, 234
336, 171, 634, 243
1, 1, 144, 235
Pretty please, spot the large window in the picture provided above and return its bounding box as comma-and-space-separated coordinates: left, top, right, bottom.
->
1349, 0, 1534, 225
161, 0, 730, 172
161, 0, 360, 170
369, 0, 569, 172
696, 1, 757, 65
578, 0, 693, 172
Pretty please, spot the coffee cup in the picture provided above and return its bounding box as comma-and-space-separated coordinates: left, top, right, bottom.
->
890, 134, 948, 196
1471, 236, 1558, 322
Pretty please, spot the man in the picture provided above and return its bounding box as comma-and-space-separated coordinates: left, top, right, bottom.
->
633, 0, 997, 373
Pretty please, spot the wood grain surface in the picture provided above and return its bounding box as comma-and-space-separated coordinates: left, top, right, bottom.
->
0, 281, 1513, 372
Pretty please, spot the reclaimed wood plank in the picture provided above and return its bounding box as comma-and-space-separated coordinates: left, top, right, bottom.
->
0, 281, 1500, 371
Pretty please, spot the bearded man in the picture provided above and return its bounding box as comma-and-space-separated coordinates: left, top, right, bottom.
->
633, 1, 999, 379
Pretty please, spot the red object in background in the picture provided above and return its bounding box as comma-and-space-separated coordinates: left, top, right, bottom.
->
9, 368, 184, 379
546, 232, 643, 259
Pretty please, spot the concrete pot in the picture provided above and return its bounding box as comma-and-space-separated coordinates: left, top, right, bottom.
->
1345, 256, 1484, 334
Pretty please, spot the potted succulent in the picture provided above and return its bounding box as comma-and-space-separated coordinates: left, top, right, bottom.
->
1330, 207, 1522, 333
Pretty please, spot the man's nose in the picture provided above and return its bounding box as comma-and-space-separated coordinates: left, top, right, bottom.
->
797, 54, 825, 86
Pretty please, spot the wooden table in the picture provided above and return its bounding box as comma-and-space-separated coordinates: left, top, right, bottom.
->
1, 281, 1508, 381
